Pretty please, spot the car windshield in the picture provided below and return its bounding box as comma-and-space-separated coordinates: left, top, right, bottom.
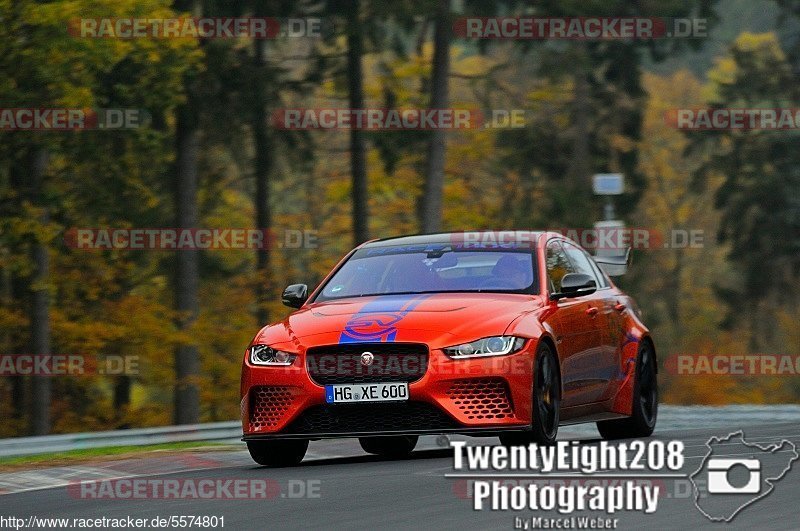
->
315, 244, 537, 301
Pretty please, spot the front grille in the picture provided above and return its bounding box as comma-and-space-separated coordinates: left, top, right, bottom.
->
305, 343, 428, 385
282, 401, 457, 435
249, 386, 295, 430
446, 378, 515, 420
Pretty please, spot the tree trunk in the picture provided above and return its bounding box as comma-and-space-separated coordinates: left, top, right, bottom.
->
667, 249, 683, 350
112, 365, 131, 418
253, 34, 272, 326
420, 0, 451, 233
6, 160, 25, 420
28, 147, 50, 435
2, 252, 25, 420
113, 290, 132, 417
171, 0, 202, 426
346, 0, 369, 246
173, 89, 201, 426
113, 376, 131, 413
568, 46, 591, 194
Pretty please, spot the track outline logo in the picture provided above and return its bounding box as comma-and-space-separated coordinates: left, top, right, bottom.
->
689, 430, 798, 522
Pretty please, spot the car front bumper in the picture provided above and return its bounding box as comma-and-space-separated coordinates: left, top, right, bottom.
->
240, 341, 536, 439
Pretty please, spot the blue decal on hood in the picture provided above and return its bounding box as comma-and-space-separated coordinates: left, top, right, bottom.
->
339, 294, 432, 343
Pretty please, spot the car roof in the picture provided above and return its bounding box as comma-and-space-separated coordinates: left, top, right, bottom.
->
359, 231, 545, 249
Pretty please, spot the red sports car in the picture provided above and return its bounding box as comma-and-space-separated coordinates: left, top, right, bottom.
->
240, 231, 657, 466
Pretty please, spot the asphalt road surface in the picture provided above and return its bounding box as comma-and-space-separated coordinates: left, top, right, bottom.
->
1, 408, 799, 530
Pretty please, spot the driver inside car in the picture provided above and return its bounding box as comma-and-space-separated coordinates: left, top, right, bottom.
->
489, 254, 532, 289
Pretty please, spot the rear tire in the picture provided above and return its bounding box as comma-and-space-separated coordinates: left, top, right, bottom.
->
247, 439, 308, 467
359, 435, 418, 457
500, 342, 560, 446
597, 340, 658, 440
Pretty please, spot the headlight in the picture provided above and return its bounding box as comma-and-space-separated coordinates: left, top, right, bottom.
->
443, 336, 526, 359
249, 345, 297, 366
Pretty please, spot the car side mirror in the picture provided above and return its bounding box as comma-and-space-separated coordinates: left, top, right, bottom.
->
552, 273, 597, 300
281, 284, 308, 308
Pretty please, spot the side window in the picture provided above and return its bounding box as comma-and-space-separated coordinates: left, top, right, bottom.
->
587, 255, 610, 288
562, 242, 603, 287
546, 240, 574, 292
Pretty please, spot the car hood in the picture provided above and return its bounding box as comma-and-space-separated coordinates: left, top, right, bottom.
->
255, 293, 544, 348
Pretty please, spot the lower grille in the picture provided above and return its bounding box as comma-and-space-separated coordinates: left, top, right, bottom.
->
282, 401, 458, 435
446, 378, 515, 420
249, 386, 294, 430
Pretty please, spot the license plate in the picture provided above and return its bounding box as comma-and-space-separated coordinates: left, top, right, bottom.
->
325, 382, 409, 404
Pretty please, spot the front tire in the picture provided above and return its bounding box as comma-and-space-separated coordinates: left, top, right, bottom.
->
247, 439, 308, 467
500, 342, 560, 446
597, 340, 658, 440
359, 435, 418, 457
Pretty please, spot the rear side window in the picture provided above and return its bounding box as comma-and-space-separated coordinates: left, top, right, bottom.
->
587, 254, 611, 288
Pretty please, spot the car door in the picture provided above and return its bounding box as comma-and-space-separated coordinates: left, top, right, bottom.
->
585, 251, 629, 399
545, 239, 604, 407
561, 241, 617, 403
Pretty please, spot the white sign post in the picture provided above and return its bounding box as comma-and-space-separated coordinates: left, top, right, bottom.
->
593, 173, 624, 221
591, 174, 628, 275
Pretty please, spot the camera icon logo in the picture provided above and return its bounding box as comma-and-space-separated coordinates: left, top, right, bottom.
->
707, 458, 761, 494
